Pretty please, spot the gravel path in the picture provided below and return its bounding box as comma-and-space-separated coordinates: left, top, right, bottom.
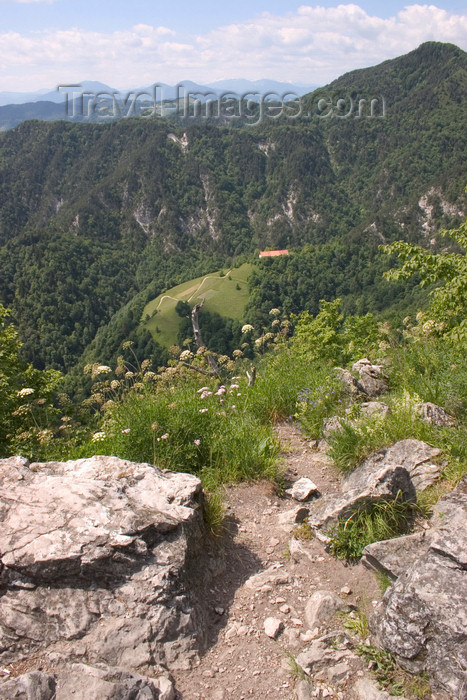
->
173, 422, 383, 700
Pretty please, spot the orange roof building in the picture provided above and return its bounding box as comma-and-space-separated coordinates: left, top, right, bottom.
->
259, 250, 289, 258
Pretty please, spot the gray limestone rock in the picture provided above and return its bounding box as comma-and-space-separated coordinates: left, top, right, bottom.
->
0, 455, 208, 675
362, 531, 429, 580
334, 367, 360, 396
353, 677, 395, 700
360, 401, 390, 418
307, 463, 416, 530
357, 439, 443, 491
416, 402, 455, 427
0, 672, 56, 700
287, 477, 320, 502
351, 358, 389, 397
304, 590, 349, 630
0, 665, 175, 700
370, 477, 467, 698
263, 617, 283, 639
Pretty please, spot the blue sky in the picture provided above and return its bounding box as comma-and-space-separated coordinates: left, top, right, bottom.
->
0, 1, 466, 91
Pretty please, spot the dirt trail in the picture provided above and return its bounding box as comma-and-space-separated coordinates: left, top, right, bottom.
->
173, 423, 382, 700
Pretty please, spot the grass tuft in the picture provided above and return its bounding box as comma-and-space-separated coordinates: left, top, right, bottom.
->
328, 493, 421, 561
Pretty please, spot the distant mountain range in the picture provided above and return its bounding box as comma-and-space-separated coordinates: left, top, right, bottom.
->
0, 79, 318, 106
0, 79, 319, 131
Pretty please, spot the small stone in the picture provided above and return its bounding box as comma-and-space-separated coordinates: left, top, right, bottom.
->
280, 604, 291, 614
288, 477, 320, 502
263, 617, 283, 639
294, 679, 313, 700
214, 607, 225, 615
326, 662, 351, 683
340, 586, 352, 595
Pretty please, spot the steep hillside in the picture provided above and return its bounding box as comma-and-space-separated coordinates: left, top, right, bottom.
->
0, 42, 465, 372
142, 263, 251, 347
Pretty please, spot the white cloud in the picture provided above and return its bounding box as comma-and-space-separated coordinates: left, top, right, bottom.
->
0, 4, 466, 91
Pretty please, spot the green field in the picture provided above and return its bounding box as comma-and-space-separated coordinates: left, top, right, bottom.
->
142, 263, 254, 348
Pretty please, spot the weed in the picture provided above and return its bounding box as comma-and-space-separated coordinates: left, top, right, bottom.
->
356, 644, 432, 699
375, 571, 393, 594
202, 489, 226, 536
292, 519, 313, 541
328, 493, 421, 561
340, 609, 369, 638
280, 648, 308, 681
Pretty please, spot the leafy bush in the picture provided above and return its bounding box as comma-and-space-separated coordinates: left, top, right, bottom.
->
382, 213, 467, 340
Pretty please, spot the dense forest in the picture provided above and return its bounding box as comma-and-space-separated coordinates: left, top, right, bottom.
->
0, 41, 465, 377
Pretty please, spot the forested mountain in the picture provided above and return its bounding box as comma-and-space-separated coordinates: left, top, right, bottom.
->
0, 41, 465, 374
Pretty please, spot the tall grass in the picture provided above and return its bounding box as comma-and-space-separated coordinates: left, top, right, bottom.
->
328, 493, 420, 561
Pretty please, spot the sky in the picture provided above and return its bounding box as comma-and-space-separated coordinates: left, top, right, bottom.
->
0, 1, 466, 92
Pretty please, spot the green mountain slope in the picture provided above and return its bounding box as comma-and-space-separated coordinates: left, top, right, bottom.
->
0, 42, 465, 372
142, 263, 252, 348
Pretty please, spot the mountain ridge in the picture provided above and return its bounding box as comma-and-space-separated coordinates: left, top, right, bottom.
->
0, 41, 465, 374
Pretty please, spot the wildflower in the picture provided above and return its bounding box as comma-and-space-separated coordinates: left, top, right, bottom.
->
161, 433, 169, 440
141, 359, 151, 371
180, 350, 193, 361
143, 371, 157, 382
197, 386, 209, 393
271, 319, 280, 328
121, 428, 131, 434
151, 422, 160, 432
122, 340, 134, 349
17, 387, 34, 397
230, 383, 239, 389
92, 364, 112, 378
269, 308, 280, 317
110, 380, 121, 390
233, 349, 243, 359
194, 439, 201, 446
200, 391, 212, 399
232, 405, 236, 409
218, 355, 230, 365
215, 386, 226, 396
199, 408, 208, 413
237, 393, 242, 397
241, 324, 254, 334
92, 431, 106, 442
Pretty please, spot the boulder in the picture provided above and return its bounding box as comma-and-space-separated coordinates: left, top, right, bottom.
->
362, 531, 428, 580
370, 477, 467, 698
360, 401, 390, 418
416, 402, 455, 427
307, 463, 416, 530
0, 666, 175, 700
352, 358, 389, 397
358, 439, 443, 491
304, 590, 349, 630
0, 672, 56, 700
0, 455, 208, 676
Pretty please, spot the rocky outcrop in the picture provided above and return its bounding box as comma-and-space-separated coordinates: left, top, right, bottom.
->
416, 402, 455, 427
0, 455, 209, 688
370, 477, 467, 698
335, 359, 388, 398
0, 665, 175, 700
357, 439, 443, 491
307, 462, 416, 531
